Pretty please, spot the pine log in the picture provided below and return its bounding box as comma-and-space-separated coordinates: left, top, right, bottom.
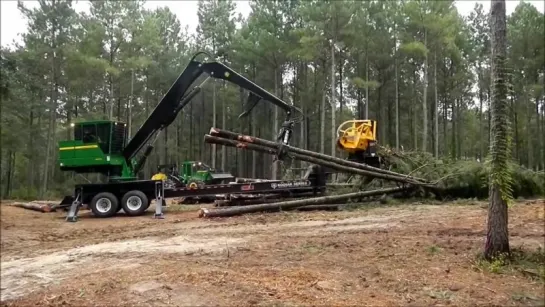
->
11, 202, 56, 213
208, 127, 428, 183
215, 192, 327, 207
199, 186, 407, 218
294, 205, 340, 211
204, 135, 428, 187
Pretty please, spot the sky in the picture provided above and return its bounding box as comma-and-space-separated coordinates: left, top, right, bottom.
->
1, 0, 544, 48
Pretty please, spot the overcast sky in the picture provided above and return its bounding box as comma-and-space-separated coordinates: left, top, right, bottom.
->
1, 0, 544, 48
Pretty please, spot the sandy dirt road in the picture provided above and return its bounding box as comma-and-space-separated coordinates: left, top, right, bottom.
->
1, 199, 544, 306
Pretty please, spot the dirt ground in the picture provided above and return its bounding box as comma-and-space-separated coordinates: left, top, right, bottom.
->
1, 198, 544, 307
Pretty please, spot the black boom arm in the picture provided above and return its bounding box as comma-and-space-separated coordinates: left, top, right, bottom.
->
123, 52, 302, 174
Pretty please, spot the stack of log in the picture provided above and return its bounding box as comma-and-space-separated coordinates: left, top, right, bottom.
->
198, 128, 436, 218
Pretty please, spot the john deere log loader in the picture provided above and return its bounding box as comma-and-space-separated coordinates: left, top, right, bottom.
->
56, 51, 329, 221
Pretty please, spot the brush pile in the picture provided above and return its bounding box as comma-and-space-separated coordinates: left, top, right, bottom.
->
378, 146, 545, 199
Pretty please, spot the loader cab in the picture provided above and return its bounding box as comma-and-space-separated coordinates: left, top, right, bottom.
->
58, 120, 129, 174
72, 121, 128, 155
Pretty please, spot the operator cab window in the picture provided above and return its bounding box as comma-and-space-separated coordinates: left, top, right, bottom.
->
96, 123, 111, 153
74, 125, 83, 141
82, 125, 98, 144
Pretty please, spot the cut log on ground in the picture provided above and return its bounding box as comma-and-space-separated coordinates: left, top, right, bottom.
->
11, 202, 57, 213
294, 204, 340, 211
204, 135, 431, 188
214, 191, 324, 207
209, 127, 429, 183
199, 186, 408, 218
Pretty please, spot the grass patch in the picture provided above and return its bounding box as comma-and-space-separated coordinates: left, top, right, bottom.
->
423, 287, 454, 300
300, 243, 322, 254
511, 292, 544, 306
427, 245, 442, 255
474, 247, 545, 282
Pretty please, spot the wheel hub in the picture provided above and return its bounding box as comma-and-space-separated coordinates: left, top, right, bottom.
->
126, 195, 142, 211
96, 198, 112, 213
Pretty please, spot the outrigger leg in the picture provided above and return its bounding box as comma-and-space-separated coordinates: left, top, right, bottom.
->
154, 181, 165, 219
66, 188, 82, 222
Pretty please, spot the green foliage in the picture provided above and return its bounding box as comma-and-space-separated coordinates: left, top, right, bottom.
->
379, 146, 544, 199
475, 247, 545, 282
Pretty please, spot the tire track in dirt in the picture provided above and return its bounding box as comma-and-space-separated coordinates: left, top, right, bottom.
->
0, 209, 423, 302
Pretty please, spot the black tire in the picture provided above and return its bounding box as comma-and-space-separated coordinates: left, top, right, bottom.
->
89, 192, 119, 218
120, 190, 149, 216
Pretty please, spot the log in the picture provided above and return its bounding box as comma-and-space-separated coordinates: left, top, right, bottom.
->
214, 192, 326, 207
204, 135, 429, 187
294, 204, 340, 211
208, 127, 429, 183
199, 186, 408, 218
11, 202, 56, 213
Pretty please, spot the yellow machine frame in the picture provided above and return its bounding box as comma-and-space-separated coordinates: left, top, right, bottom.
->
336, 119, 377, 153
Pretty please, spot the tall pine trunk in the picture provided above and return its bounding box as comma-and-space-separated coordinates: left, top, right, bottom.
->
395, 48, 400, 150
221, 81, 226, 171
485, 0, 510, 260
41, 6, 58, 198
330, 42, 336, 158
434, 51, 439, 158
422, 30, 428, 153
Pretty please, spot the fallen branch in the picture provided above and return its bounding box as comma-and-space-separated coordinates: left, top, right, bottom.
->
209, 127, 429, 183
199, 186, 408, 218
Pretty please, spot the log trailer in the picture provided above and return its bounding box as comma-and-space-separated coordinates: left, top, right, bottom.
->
57, 51, 325, 222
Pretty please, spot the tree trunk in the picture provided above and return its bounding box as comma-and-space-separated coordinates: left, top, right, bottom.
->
526, 91, 533, 169
27, 109, 34, 190
272, 67, 280, 179
41, 9, 59, 198
422, 30, 428, 153
128, 69, 134, 137
413, 68, 418, 150
434, 50, 439, 158
478, 65, 484, 160
330, 42, 336, 158
485, 0, 510, 260
395, 52, 400, 150
199, 187, 407, 218
221, 81, 227, 171
320, 63, 326, 154
211, 80, 217, 168
251, 63, 257, 178
339, 49, 344, 119
365, 53, 369, 119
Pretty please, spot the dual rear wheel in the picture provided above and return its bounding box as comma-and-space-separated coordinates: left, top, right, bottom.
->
89, 190, 150, 218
